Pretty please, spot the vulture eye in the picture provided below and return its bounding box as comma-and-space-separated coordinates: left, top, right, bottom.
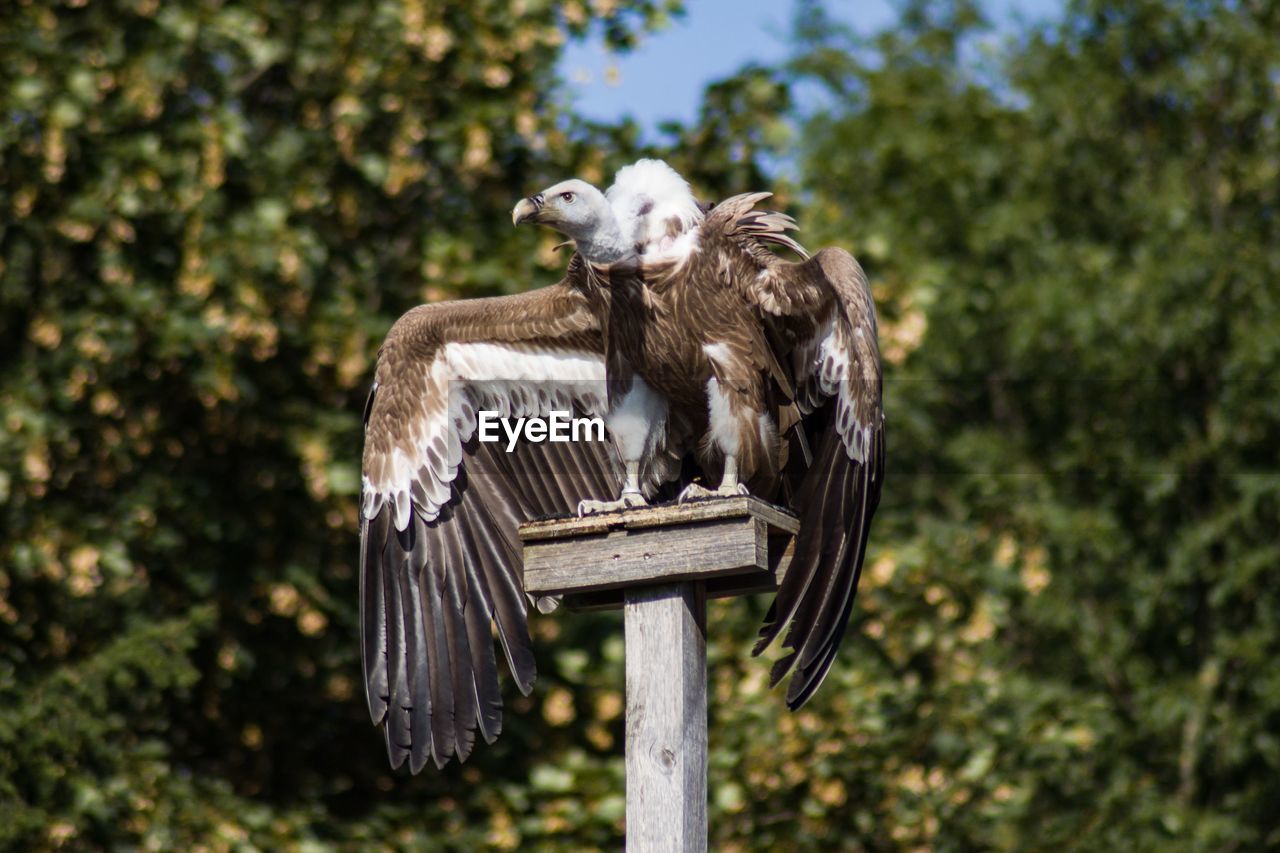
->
560, 192, 575, 203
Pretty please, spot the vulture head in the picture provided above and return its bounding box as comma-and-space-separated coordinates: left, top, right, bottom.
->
512, 179, 632, 265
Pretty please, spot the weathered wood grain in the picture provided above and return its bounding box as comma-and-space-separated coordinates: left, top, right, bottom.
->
520, 496, 798, 605
519, 495, 798, 542
625, 582, 707, 853
523, 516, 760, 593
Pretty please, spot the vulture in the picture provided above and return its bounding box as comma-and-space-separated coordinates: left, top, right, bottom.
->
360, 159, 884, 771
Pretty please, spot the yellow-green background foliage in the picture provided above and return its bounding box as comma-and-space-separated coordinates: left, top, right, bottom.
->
2, 0, 1278, 848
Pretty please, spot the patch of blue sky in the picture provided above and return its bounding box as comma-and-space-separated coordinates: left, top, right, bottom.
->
558, 0, 1063, 136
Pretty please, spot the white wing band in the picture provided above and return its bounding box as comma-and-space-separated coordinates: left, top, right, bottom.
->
808, 316, 876, 466
363, 342, 608, 530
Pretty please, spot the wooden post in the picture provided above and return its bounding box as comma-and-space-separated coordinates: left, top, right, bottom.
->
625, 582, 707, 851
520, 497, 797, 850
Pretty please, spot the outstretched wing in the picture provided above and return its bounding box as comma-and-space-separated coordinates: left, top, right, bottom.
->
361, 260, 622, 771
700, 193, 886, 708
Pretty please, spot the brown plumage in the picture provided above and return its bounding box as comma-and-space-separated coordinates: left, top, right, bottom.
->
359, 174, 883, 770
685, 194, 884, 706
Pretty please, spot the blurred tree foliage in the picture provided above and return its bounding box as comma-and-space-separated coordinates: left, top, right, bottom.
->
1, 0, 1277, 849
735, 0, 1279, 849
0, 0, 699, 847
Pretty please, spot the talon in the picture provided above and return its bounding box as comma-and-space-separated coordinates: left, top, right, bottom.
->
577, 491, 648, 517
677, 483, 712, 504
678, 481, 750, 504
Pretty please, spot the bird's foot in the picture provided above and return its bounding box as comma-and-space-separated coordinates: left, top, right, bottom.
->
677, 481, 750, 503
577, 491, 647, 517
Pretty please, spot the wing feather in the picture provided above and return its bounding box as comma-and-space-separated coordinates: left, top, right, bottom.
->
401, 521, 436, 772
443, 556, 478, 761
380, 523, 412, 768
700, 198, 885, 707
463, 554, 504, 743
419, 522, 455, 768
359, 506, 390, 723
453, 464, 536, 692
360, 272, 629, 769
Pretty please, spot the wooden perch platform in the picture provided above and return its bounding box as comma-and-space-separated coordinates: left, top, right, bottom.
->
519, 495, 798, 610
518, 496, 798, 852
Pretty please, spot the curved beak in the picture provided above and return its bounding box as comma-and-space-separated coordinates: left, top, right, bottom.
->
512, 195, 544, 226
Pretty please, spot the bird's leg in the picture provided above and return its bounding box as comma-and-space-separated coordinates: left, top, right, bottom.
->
678, 453, 751, 503
577, 460, 648, 516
